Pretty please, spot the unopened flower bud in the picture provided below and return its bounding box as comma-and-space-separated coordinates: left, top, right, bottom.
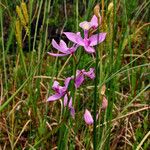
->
101, 84, 106, 95
102, 96, 108, 110
94, 4, 101, 18
84, 109, 94, 125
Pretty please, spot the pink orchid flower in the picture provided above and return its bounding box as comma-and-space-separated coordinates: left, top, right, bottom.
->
75, 68, 95, 88
84, 109, 94, 125
47, 77, 72, 101
63, 15, 106, 54
48, 39, 78, 57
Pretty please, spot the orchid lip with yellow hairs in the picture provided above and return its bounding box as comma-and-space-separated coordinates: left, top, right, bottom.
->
79, 21, 92, 30
79, 15, 99, 30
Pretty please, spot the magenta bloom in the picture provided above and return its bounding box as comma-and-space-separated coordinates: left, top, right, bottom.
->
48, 39, 78, 57
84, 109, 94, 125
75, 68, 95, 88
47, 77, 72, 101
63, 15, 106, 54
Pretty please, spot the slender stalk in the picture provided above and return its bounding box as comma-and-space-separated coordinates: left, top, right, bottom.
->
93, 14, 102, 148
75, 0, 78, 31
18, 46, 28, 77
93, 46, 98, 150
0, 9, 8, 95
30, 0, 43, 72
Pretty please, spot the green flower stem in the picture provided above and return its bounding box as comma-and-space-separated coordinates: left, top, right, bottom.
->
93, 38, 99, 150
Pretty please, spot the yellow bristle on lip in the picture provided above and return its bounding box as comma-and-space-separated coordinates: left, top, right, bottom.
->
21, 2, 29, 25
15, 20, 22, 48
83, 23, 90, 30
16, 5, 26, 27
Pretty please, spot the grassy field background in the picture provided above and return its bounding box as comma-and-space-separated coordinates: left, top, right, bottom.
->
0, 0, 150, 149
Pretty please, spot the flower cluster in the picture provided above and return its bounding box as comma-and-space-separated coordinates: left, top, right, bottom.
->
47, 15, 107, 125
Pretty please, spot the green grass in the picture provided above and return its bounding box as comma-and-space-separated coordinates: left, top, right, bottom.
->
0, 0, 150, 149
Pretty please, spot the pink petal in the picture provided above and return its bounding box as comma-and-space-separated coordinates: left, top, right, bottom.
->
47, 93, 62, 101
58, 86, 67, 95
84, 109, 94, 125
47, 52, 68, 57
52, 81, 59, 90
84, 46, 95, 53
63, 32, 84, 46
89, 33, 106, 46
75, 73, 84, 88
83, 68, 95, 79
70, 107, 75, 118
64, 77, 72, 89
68, 97, 72, 108
76, 70, 82, 76
63, 94, 68, 107
51, 39, 66, 53
52, 80, 66, 95
90, 15, 99, 28
59, 40, 68, 51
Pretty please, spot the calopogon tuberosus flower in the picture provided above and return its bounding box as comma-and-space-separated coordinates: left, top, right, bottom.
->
47, 77, 72, 101
75, 68, 95, 88
48, 39, 78, 57
84, 109, 94, 125
63, 15, 106, 54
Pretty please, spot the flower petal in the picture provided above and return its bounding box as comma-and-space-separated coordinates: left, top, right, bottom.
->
52, 80, 66, 95
47, 93, 62, 101
89, 33, 106, 46
47, 52, 68, 57
83, 68, 95, 79
75, 72, 84, 88
90, 15, 99, 28
52, 39, 66, 53
79, 21, 92, 30
52, 81, 59, 90
68, 97, 72, 108
84, 46, 95, 53
59, 40, 68, 51
84, 109, 94, 125
70, 107, 75, 118
64, 77, 72, 90
63, 94, 68, 107
63, 32, 84, 46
